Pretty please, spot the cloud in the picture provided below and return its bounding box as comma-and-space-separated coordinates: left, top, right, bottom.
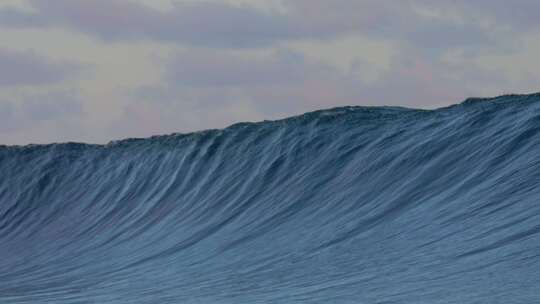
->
286, 0, 496, 49
0, 0, 497, 49
0, 6, 48, 28
0, 48, 82, 86
19, 91, 83, 121
0, 91, 84, 143
165, 49, 310, 87
124, 45, 508, 131
0, 0, 536, 145
418, 0, 540, 30
0, 0, 291, 48
0, 102, 16, 132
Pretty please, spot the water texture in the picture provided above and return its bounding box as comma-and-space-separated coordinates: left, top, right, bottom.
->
1, 93, 540, 303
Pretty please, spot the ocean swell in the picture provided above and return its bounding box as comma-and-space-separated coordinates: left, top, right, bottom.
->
1, 94, 540, 303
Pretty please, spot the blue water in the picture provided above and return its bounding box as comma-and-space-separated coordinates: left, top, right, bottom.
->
1, 93, 540, 303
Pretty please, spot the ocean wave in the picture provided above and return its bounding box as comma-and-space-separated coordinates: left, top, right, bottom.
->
1, 93, 540, 303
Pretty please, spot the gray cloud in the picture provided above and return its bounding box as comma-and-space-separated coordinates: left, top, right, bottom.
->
286, 0, 497, 50
419, 0, 540, 29
19, 91, 83, 121
0, 102, 16, 132
0, 6, 49, 28
0, 91, 84, 139
0, 0, 291, 48
0, 0, 536, 145
0, 48, 82, 86
126, 45, 508, 130
0, 0, 498, 49
165, 49, 310, 87
120, 49, 353, 134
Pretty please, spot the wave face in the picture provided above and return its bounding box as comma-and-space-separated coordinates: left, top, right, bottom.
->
2, 94, 540, 303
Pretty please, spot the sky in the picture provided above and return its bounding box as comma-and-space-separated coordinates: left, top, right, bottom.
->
1, 0, 539, 145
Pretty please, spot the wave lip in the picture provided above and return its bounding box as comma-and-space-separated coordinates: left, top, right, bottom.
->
2, 93, 540, 303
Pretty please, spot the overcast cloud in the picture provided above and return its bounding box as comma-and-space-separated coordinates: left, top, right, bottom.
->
0, 48, 82, 86
0, 0, 539, 144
